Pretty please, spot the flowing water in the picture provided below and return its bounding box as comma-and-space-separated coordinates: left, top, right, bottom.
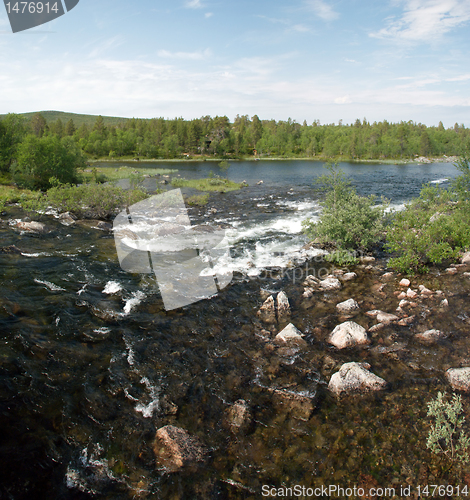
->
1, 160, 469, 499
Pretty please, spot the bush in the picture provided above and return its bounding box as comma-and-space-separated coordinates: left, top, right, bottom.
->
386, 184, 470, 274
302, 163, 387, 259
427, 391, 470, 464
13, 135, 86, 190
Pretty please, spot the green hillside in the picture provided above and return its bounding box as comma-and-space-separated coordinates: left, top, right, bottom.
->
1, 110, 130, 127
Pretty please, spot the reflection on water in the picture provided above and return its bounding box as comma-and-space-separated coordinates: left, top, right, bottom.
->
0, 160, 468, 498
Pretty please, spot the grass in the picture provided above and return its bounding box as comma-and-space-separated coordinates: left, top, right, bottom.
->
80, 166, 177, 183
185, 194, 210, 206
0, 184, 41, 209
171, 176, 244, 192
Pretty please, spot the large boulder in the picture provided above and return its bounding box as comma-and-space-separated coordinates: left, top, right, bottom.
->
153, 425, 206, 472
328, 321, 369, 349
445, 368, 470, 392
328, 362, 387, 396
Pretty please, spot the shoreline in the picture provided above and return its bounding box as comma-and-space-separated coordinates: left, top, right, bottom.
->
87, 155, 460, 165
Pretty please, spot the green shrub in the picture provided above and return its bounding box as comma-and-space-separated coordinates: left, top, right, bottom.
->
13, 135, 86, 190
427, 391, 470, 464
386, 184, 470, 274
302, 163, 387, 255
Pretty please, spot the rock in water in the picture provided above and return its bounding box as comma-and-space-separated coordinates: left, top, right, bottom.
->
16, 221, 48, 234
336, 298, 359, 314
275, 323, 305, 345
257, 295, 276, 324
319, 277, 342, 291
153, 425, 206, 472
462, 252, 470, 265
342, 272, 357, 281
276, 291, 290, 323
225, 400, 252, 433
415, 329, 447, 344
0, 245, 22, 254
328, 362, 387, 395
328, 321, 369, 349
445, 368, 470, 392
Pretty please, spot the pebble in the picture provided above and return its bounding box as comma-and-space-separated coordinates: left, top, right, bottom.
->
415, 329, 447, 344
399, 278, 410, 287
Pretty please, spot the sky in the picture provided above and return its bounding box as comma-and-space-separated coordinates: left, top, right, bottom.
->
1, 0, 470, 127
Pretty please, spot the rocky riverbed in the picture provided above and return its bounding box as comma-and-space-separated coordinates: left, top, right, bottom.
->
3, 198, 470, 498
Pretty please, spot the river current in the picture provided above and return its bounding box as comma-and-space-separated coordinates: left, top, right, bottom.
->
0, 160, 467, 499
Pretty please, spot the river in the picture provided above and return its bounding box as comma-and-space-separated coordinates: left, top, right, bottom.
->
0, 160, 467, 499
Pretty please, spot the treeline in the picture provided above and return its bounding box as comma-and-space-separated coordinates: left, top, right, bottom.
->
1, 112, 470, 168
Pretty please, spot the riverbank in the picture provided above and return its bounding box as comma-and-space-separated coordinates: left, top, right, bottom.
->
87, 154, 461, 165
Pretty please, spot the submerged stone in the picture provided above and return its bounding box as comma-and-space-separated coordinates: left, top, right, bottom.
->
153, 425, 206, 472
225, 399, 252, 433
415, 329, 447, 344
446, 368, 470, 392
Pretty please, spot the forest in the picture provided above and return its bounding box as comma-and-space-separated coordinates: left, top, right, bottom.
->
0, 112, 469, 165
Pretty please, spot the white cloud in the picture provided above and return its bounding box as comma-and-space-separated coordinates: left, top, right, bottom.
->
185, 0, 203, 9
446, 73, 470, 82
335, 95, 352, 104
157, 48, 212, 60
205, 12, 213, 18
371, 0, 470, 42
304, 0, 339, 21
291, 24, 310, 32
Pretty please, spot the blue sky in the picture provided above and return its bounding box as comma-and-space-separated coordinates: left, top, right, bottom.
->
1, 0, 470, 126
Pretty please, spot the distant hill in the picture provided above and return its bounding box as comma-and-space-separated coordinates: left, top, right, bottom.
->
1, 110, 131, 127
